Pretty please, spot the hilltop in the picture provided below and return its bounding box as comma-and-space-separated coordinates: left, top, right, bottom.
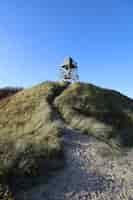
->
0, 81, 133, 199
0, 87, 23, 100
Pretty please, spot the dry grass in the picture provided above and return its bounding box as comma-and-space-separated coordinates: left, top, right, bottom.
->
0, 184, 14, 200
0, 87, 23, 100
0, 81, 67, 191
88, 188, 133, 200
1, 81, 133, 199
55, 82, 133, 148
86, 180, 133, 200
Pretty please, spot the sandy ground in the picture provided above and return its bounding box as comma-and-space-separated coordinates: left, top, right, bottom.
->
16, 127, 133, 200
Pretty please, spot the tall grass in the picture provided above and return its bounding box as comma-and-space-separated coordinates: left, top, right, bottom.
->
0, 81, 66, 195
55, 82, 133, 148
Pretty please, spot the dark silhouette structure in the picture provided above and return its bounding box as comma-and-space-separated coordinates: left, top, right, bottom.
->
59, 56, 79, 82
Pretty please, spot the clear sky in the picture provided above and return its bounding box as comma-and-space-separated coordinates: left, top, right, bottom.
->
0, 0, 133, 97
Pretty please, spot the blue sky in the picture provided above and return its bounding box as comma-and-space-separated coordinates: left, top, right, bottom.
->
0, 0, 133, 97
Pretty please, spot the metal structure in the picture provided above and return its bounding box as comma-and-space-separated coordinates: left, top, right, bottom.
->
59, 56, 79, 82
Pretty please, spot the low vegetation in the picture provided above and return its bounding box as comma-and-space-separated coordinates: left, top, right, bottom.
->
84, 187, 133, 200
55, 82, 133, 147
0, 87, 23, 100
0, 81, 133, 199
0, 81, 67, 198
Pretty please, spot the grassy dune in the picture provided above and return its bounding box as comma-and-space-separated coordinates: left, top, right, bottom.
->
55, 82, 133, 147
0, 81, 133, 198
0, 87, 23, 100
0, 81, 67, 197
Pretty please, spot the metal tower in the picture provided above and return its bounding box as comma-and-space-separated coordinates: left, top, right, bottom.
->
59, 57, 79, 82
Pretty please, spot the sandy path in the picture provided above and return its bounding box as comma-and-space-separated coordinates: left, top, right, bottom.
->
16, 128, 133, 200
